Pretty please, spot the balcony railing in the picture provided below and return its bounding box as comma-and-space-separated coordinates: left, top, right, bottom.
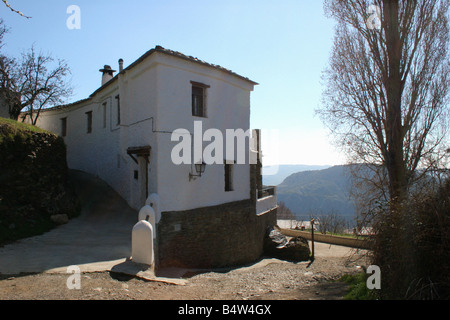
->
256, 186, 277, 215
257, 186, 276, 199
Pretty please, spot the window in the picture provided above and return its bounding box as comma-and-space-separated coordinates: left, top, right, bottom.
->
225, 163, 234, 192
86, 111, 92, 133
61, 117, 67, 137
102, 102, 107, 128
115, 95, 121, 125
191, 81, 210, 117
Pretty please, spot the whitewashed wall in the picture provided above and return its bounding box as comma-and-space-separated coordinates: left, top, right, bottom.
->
153, 54, 254, 212
34, 50, 256, 213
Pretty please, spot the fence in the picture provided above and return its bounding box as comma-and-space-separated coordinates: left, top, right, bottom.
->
279, 228, 371, 250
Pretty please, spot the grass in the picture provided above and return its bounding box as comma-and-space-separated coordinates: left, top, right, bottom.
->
340, 273, 379, 300
0, 117, 48, 133
0, 117, 50, 145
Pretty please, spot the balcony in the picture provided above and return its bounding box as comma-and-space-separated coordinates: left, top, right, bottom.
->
256, 186, 277, 215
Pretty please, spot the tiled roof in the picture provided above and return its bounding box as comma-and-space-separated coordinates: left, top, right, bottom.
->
151, 46, 258, 85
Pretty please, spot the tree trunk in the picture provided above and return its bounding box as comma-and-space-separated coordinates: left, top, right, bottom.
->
382, 0, 408, 204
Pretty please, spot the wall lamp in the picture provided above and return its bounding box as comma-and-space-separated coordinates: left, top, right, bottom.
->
189, 162, 206, 181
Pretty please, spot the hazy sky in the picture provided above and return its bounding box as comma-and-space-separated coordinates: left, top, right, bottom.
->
1, 0, 346, 166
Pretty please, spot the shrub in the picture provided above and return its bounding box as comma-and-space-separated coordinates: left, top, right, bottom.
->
370, 178, 450, 299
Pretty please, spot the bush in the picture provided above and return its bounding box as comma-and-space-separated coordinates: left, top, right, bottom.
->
370, 178, 450, 299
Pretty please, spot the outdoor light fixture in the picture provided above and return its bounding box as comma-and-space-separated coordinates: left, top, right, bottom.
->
189, 162, 206, 180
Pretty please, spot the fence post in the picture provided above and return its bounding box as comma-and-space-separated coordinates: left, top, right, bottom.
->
311, 218, 315, 261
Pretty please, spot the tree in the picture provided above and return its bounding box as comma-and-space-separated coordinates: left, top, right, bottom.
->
318, 0, 450, 299
277, 201, 295, 220
318, 0, 449, 206
1, 0, 31, 19
0, 20, 72, 124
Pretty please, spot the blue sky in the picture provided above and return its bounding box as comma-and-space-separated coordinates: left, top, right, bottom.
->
1, 0, 345, 166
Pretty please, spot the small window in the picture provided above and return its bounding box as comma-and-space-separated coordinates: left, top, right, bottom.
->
102, 102, 107, 128
86, 111, 92, 134
191, 81, 209, 118
225, 163, 234, 192
61, 117, 67, 137
115, 95, 121, 125
134, 170, 138, 180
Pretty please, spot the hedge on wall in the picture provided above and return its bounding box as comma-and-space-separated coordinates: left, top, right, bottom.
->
0, 117, 80, 244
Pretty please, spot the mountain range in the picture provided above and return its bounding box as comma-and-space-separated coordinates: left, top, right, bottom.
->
262, 164, 331, 186
265, 165, 358, 222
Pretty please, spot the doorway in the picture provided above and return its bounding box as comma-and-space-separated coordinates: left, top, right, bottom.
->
127, 146, 151, 207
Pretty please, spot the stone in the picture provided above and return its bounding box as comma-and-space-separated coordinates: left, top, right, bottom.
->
263, 227, 310, 262
50, 214, 69, 225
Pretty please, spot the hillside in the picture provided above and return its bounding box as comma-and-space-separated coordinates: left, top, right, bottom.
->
0, 117, 79, 245
275, 165, 357, 222
263, 164, 331, 186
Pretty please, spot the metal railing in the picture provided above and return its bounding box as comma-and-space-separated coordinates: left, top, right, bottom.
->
257, 186, 276, 199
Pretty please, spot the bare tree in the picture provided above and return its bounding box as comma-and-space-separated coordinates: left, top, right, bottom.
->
318, 0, 450, 207
277, 201, 295, 220
0, 20, 72, 124
1, 0, 31, 18
319, 0, 450, 299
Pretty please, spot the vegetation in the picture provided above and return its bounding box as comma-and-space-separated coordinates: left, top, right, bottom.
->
340, 273, 378, 300
370, 178, 450, 299
0, 117, 79, 245
0, 19, 72, 123
318, 0, 449, 299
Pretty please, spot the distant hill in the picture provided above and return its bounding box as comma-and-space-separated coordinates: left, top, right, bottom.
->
263, 164, 331, 186
275, 165, 357, 222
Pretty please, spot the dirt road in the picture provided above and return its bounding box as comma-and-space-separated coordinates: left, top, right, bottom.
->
0, 243, 369, 300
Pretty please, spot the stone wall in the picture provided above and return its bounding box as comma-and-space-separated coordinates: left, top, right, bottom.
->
0, 119, 80, 244
156, 199, 277, 270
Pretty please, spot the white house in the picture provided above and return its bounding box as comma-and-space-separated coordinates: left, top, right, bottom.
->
29, 46, 277, 269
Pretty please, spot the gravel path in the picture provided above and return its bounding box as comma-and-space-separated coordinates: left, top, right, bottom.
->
0, 244, 369, 300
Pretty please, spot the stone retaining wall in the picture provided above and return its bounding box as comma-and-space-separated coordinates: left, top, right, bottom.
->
156, 200, 277, 269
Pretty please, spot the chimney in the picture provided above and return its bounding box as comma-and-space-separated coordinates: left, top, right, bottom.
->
118, 59, 124, 72
99, 65, 116, 86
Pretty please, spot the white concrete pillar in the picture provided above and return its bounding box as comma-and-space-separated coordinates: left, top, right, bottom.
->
131, 220, 154, 265
145, 193, 161, 223
138, 205, 156, 239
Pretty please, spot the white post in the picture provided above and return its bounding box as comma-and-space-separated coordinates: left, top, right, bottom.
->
145, 193, 161, 223
138, 205, 156, 239
132, 220, 154, 265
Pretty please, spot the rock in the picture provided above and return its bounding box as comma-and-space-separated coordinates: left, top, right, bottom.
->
50, 214, 69, 225
264, 227, 311, 262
